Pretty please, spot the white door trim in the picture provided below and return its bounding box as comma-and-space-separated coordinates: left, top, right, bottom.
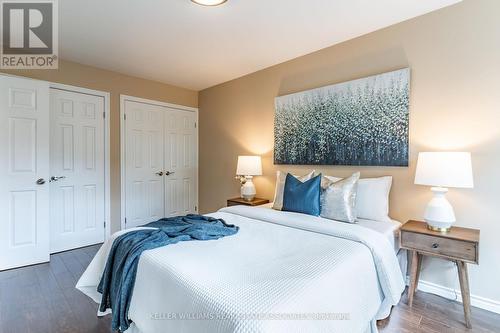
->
120, 94, 199, 231
50, 82, 112, 240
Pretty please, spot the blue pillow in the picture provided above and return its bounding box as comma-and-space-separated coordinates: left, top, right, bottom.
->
282, 173, 322, 216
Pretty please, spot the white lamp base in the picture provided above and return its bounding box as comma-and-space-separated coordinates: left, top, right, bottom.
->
424, 187, 456, 232
241, 176, 256, 201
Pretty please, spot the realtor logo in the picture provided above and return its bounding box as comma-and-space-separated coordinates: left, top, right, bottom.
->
1, 0, 58, 69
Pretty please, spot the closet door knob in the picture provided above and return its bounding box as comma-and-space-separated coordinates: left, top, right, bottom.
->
36, 178, 46, 185
165, 171, 175, 176
50, 176, 66, 182
156, 171, 164, 176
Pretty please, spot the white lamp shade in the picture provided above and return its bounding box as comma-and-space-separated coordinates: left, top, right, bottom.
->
415, 152, 474, 188
236, 156, 262, 176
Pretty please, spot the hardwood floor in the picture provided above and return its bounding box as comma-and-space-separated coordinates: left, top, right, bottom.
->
0, 245, 110, 333
1, 245, 499, 333
378, 289, 500, 333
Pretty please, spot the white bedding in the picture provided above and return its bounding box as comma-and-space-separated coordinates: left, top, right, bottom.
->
77, 206, 405, 333
259, 202, 402, 252
356, 218, 401, 251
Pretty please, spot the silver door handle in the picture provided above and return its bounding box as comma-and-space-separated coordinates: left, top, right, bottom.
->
50, 176, 66, 182
165, 171, 175, 176
156, 171, 164, 176
36, 178, 46, 185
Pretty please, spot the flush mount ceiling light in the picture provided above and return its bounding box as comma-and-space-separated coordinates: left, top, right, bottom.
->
191, 0, 227, 6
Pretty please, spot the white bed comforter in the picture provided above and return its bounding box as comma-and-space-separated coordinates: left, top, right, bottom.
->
77, 206, 405, 333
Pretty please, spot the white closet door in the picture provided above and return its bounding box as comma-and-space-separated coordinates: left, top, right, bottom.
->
0, 76, 50, 270
49, 89, 105, 253
164, 108, 197, 216
124, 100, 165, 228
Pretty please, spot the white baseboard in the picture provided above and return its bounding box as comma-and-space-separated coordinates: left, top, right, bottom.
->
405, 277, 500, 315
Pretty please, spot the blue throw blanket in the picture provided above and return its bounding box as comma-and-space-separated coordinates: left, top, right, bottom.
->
97, 214, 239, 332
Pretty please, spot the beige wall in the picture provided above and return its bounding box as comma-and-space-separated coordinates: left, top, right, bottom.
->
1, 60, 198, 233
199, 0, 500, 304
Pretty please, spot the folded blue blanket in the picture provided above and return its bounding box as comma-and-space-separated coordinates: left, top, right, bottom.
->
97, 214, 239, 332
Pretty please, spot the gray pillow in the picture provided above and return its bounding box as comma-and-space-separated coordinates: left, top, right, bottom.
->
320, 172, 360, 223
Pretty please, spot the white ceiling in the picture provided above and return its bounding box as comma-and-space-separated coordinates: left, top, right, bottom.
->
59, 0, 461, 91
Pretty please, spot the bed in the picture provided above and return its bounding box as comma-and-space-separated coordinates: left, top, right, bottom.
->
77, 204, 406, 333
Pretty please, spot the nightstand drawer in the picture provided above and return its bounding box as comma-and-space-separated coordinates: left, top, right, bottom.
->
401, 231, 478, 263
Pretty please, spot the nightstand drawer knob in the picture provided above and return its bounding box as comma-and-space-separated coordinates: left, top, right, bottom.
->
432, 243, 439, 249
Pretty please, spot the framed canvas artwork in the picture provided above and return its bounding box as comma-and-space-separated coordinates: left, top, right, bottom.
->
274, 68, 410, 166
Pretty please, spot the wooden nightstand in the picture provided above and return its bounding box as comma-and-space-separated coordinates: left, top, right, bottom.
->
400, 220, 480, 328
227, 197, 269, 207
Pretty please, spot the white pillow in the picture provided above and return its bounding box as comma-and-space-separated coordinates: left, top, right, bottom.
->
356, 176, 392, 222
272, 170, 315, 210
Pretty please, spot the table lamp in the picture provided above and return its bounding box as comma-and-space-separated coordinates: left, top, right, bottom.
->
236, 156, 262, 201
414, 152, 474, 232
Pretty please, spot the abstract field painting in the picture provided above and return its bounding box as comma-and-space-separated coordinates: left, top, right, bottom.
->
274, 68, 410, 166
